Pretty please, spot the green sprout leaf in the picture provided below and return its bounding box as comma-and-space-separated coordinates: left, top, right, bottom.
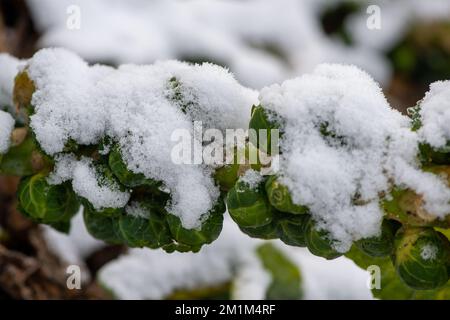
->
265, 175, 308, 214
119, 201, 172, 249
17, 172, 80, 229
227, 177, 273, 228
109, 147, 160, 188
355, 220, 395, 257
393, 227, 450, 290
277, 214, 310, 247
83, 207, 124, 245
166, 198, 225, 252
305, 218, 342, 260
248, 105, 281, 155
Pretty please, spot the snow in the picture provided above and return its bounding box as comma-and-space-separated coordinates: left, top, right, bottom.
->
0, 110, 15, 154
41, 209, 105, 282
126, 202, 151, 220
347, 0, 450, 52
280, 245, 373, 300
49, 154, 130, 210
26, 48, 255, 229
25, 0, 390, 87
420, 244, 438, 261
0, 54, 26, 113
239, 169, 263, 191
259, 64, 450, 252
71, 158, 131, 210
418, 81, 450, 148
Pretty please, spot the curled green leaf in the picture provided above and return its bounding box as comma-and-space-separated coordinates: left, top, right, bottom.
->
226, 177, 273, 228
17, 172, 79, 228
305, 218, 342, 260
265, 175, 308, 214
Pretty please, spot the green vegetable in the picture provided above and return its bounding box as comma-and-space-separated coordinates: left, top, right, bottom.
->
277, 214, 310, 247
305, 218, 342, 260
265, 175, 308, 214
83, 207, 124, 245
248, 105, 281, 155
393, 227, 450, 290
119, 201, 172, 249
226, 176, 273, 228
214, 163, 240, 192
17, 172, 80, 228
355, 220, 395, 257
239, 220, 279, 240
166, 198, 225, 251
109, 147, 159, 188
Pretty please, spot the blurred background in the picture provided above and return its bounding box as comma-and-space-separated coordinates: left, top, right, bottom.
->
0, 0, 449, 300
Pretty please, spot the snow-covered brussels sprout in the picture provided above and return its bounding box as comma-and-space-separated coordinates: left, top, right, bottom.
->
248, 105, 281, 155
226, 175, 273, 228
393, 227, 450, 290
166, 198, 225, 252
277, 214, 310, 247
18, 172, 80, 229
265, 176, 308, 214
109, 147, 160, 188
305, 218, 342, 260
355, 220, 395, 257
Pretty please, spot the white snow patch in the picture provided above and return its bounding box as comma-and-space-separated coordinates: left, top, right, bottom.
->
240, 169, 264, 190
0, 110, 15, 154
418, 81, 450, 148
0, 54, 26, 112
420, 244, 438, 261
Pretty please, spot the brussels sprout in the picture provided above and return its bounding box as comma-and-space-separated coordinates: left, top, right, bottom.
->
226, 177, 273, 228
214, 163, 240, 192
277, 214, 310, 247
18, 172, 80, 226
355, 220, 395, 257
239, 219, 279, 240
119, 201, 172, 249
109, 147, 160, 188
83, 207, 124, 245
305, 218, 342, 260
166, 199, 225, 250
265, 176, 308, 214
393, 227, 450, 290
419, 143, 450, 165
248, 105, 281, 155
